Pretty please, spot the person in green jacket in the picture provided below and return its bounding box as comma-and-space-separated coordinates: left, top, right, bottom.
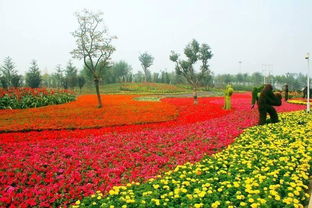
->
224, 84, 234, 110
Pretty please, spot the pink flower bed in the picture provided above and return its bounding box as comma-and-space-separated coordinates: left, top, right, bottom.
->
0, 93, 305, 207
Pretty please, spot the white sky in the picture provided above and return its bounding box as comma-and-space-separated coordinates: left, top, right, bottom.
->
0, 0, 312, 75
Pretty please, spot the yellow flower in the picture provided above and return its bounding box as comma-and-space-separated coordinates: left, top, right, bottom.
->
194, 203, 203, 208
198, 191, 205, 198
153, 184, 160, 189
251, 203, 259, 208
211, 201, 221, 208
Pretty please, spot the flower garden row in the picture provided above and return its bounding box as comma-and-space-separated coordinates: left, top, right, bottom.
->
288, 98, 312, 105
0, 94, 305, 207
0, 87, 75, 109
0, 94, 179, 133
75, 110, 312, 208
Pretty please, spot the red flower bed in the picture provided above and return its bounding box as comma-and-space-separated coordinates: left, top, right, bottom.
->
0, 93, 305, 207
0, 95, 178, 132
0, 96, 231, 143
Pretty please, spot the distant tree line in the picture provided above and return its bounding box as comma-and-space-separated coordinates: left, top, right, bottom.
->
214, 72, 307, 91
0, 56, 307, 93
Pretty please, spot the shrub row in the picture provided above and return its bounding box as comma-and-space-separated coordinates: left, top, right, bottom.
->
0, 88, 75, 109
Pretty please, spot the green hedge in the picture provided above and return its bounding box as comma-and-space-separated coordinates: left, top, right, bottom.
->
0, 88, 75, 109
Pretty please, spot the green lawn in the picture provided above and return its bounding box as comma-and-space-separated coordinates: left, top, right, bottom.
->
75, 82, 224, 96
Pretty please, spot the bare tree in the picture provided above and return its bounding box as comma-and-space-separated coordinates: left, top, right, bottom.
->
138, 52, 154, 82
71, 9, 116, 108
170, 39, 213, 104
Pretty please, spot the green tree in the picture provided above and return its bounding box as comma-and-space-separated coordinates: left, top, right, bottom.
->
236, 73, 244, 84
170, 39, 213, 104
77, 75, 86, 93
11, 74, 22, 87
1, 56, 21, 87
53, 64, 64, 88
138, 52, 154, 82
111, 61, 132, 82
65, 60, 78, 89
41, 73, 51, 88
251, 72, 263, 86
0, 76, 8, 89
26, 60, 41, 88
71, 9, 116, 108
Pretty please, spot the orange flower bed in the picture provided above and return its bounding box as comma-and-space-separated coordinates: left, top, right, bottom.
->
0, 95, 178, 132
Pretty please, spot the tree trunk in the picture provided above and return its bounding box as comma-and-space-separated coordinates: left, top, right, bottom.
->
94, 78, 103, 108
193, 87, 198, 104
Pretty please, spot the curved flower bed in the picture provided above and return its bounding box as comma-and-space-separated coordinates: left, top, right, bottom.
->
0, 95, 179, 133
75, 111, 312, 208
0, 87, 75, 109
0, 94, 305, 207
0, 95, 231, 141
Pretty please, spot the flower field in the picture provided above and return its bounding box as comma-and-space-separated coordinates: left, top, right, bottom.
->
288, 98, 312, 105
0, 93, 308, 207
74, 111, 312, 207
0, 87, 75, 109
77, 111, 312, 208
0, 95, 179, 133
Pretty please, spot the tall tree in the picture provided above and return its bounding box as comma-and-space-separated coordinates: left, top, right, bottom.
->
77, 75, 86, 93
65, 60, 78, 89
1, 56, 20, 87
138, 52, 154, 82
170, 39, 213, 104
26, 60, 41, 88
53, 65, 65, 88
251, 72, 263, 86
11, 74, 22, 87
112, 61, 132, 82
71, 9, 116, 108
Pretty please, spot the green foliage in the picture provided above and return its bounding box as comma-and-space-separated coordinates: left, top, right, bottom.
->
252, 85, 264, 105
0, 76, 8, 89
0, 88, 75, 109
111, 60, 132, 82
78, 76, 86, 92
65, 60, 78, 89
11, 74, 22, 87
0, 56, 22, 88
224, 85, 234, 110
169, 39, 213, 88
119, 82, 187, 94
139, 52, 154, 81
26, 60, 41, 88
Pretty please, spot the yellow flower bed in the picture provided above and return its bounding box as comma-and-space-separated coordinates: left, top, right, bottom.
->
74, 111, 312, 208
288, 99, 311, 105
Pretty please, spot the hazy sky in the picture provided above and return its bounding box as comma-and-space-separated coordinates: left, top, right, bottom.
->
1, 0, 312, 76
